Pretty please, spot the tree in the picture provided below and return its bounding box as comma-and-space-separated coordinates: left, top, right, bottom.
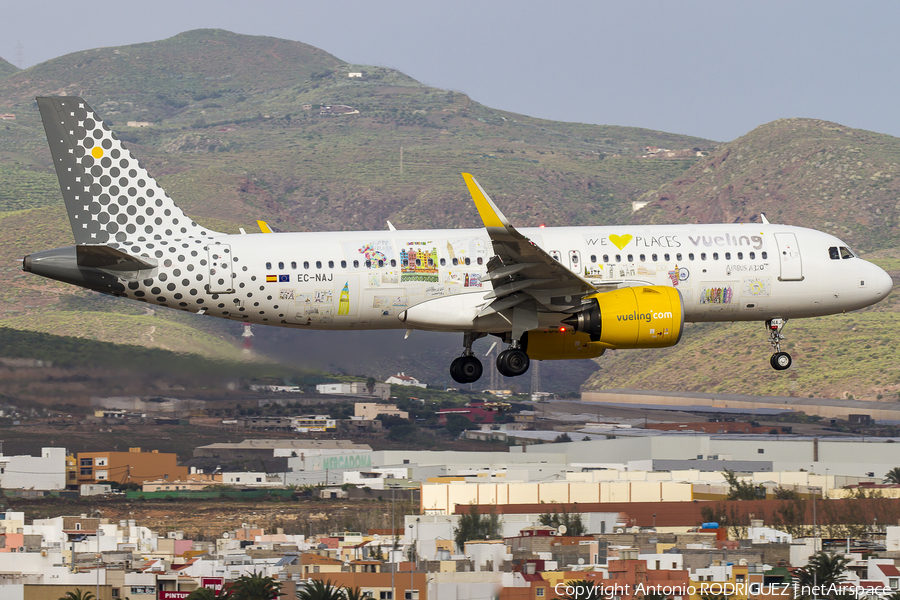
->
884, 467, 900, 484
444, 413, 477, 437
538, 505, 586, 536
773, 486, 801, 500
453, 503, 501, 551
296, 579, 345, 600
230, 572, 282, 600
553, 433, 572, 443
344, 587, 365, 600
58, 591, 95, 600
792, 551, 852, 600
723, 469, 765, 500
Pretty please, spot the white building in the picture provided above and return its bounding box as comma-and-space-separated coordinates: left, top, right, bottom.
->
0, 447, 66, 490
385, 373, 426, 388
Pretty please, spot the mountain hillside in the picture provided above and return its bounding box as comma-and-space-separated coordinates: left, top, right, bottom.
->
631, 119, 900, 251
0, 57, 17, 79
0, 30, 712, 389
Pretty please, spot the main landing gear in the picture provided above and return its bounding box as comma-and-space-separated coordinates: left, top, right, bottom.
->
450, 332, 485, 384
449, 333, 532, 384
496, 341, 530, 378
766, 318, 792, 371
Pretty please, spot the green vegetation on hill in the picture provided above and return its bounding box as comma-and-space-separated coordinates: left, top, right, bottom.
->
632, 118, 900, 252
0, 57, 17, 79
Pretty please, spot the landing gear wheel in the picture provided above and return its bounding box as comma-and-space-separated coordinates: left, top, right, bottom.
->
450, 356, 483, 384
497, 348, 530, 377
458, 356, 483, 383
770, 352, 792, 371
450, 357, 464, 383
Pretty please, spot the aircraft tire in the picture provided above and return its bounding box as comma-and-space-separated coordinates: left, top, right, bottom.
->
458, 356, 483, 383
770, 352, 792, 370
497, 348, 530, 377
449, 357, 465, 384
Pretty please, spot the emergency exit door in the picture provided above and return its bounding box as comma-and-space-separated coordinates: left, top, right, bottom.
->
774, 232, 803, 281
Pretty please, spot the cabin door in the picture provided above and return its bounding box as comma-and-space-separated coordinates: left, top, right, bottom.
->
206, 244, 235, 293
774, 233, 803, 281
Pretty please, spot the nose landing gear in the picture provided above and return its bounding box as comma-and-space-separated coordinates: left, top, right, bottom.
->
766, 318, 792, 370
450, 332, 485, 384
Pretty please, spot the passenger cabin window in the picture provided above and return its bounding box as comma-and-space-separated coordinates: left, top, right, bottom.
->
366, 260, 372, 268
353, 260, 359, 268
303, 261, 310, 269
278, 261, 284, 270
440, 258, 446, 266
688, 253, 695, 261
477, 257, 483, 265
749, 252, 756, 259
724, 252, 731, 260
465, 257, 471, 265
712, 252, 719, 260
291, 261, 297, 269
402, 258, 408, 267
737, 252, 743, 260
265, 262, 271, 270
590, 255, 597, 263
316, 261, 322, 269
762, 251, 768, 259
328, 260, 334, 268
652, 253, 658, 262
428, 258, 434, 267
341, 260, 347, 268
603, 254, 609, 263
639, 254, 646, 262
701, 253, 707, 260
391, 259, 397, 267
550, 251, 561, 262
663, 253, 670, 261
676, 253, 682, 261
415, 259, 421, 267
378, 259, 384, 267
627, 254, 634, 262
615, 254, 621, 262
452, 258, 459, 266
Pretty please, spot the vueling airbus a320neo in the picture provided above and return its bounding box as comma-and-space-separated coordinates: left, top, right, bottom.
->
23, 97, 893, 383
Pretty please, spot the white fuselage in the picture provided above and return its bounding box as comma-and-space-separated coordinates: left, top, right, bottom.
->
180, 222, 891, 331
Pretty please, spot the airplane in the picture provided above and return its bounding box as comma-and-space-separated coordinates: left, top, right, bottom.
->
23, 97, 894, 384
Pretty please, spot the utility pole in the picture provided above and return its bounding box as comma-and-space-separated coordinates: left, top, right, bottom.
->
400, 147, 403, 176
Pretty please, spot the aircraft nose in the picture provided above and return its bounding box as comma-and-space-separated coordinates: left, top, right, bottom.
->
873, 263, 894, 298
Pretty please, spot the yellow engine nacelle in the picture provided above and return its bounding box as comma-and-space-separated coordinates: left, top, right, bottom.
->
526, 286, 684, 360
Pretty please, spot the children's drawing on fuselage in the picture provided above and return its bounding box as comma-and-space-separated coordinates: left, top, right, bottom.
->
699, 283, 735, 305
465, 273, 482, 288
424, 284, 445, 298
742, 276, 772, 297
445, 237, 487, 267
342, 240, 396, 270
382, 271, 399, 285
279, 288, 295, 300
314, 289, 333, 304
401, 241, 439, 283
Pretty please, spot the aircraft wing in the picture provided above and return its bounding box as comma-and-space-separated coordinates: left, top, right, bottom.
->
462, 173, 598, 318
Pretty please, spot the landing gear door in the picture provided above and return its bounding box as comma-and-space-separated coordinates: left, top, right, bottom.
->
774, 233, 803, 281
206, 244, 235, 293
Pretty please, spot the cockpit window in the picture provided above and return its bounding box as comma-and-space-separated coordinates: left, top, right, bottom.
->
829, 247, 840, 260
840, 246, 855, 259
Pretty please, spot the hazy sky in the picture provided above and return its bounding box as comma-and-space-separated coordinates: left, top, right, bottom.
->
4, 1, 899, 142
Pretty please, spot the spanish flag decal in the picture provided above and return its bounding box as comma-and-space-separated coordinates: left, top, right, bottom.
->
266, 275, 277, 283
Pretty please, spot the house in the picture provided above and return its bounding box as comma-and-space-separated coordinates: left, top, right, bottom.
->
355, 403, 409, 420
348, 72, 363, 78
76, 447, 188, 485
385, 373, 426, 388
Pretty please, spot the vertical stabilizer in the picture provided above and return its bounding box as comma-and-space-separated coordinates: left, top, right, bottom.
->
37, 96, 219, 246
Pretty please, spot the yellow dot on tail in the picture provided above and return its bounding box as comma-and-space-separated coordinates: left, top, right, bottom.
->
91, 147, 103, 159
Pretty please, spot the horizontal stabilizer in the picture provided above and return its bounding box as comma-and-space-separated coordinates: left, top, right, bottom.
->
76, 244, 157, 271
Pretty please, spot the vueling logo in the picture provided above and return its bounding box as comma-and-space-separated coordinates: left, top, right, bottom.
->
617, 310, 673, 322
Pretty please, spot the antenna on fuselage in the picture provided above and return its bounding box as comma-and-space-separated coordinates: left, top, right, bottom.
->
759, 213, 770, 225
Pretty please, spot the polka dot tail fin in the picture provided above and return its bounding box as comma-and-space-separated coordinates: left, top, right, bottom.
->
37, 96, 221, 247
